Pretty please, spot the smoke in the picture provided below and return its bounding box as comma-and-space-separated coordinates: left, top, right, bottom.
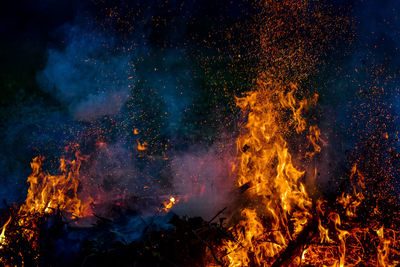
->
80, 142, 141, 204
37, 25, 134, 121
18, 2, 234, 220
0, 106, 83, 207
0, 0, 247, 218
169, 141, 236, 219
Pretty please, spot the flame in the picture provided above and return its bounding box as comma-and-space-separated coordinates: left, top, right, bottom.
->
162, 196, 179, 212
216, 74, 400, 266
300, 163, 400, 266
211, 1, 400, 265
216, 74, 317, 265
19, 153, 91, 218
337, 164, 365, 218
376, 226, 395, 266
0, 216, 11, 248
0, 151, 92, 254
212, 2, 325, 262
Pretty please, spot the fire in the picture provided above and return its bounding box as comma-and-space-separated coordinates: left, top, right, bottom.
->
0, 151, 93, 254
337, 164, 365, 218
0, 216, 11, 248
19, 153, 91, 218
162, 196, 179, 212
300, 163, 400, 266
376, 226, 392, 266
211, 1, 400, 265
1, 1, 399, 265
216, 77, 317, 266
215, 78, 399, 265
211, 3, 326, 264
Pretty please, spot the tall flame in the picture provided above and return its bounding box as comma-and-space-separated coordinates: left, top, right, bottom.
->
211, 1, 327, 264
209, 0, 400, 265
213, 63, 400, 267
217, 76, 318, 265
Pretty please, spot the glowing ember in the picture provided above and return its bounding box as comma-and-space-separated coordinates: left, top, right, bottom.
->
97, 141, 106, 148
162, 196, 179, 212
137, 141, 148, 151
300, 164, 400, 266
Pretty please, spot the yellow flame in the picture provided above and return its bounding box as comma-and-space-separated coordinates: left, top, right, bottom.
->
0, 216, 11, 247
162, 196, 179, 212
0, 152, 92, 252
211, 0, 400, 265
18, 154, 91, 218
300, 163, 400, 266
217, 73, 316, 266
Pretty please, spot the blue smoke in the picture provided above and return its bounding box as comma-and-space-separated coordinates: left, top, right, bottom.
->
38, 25, 135, 121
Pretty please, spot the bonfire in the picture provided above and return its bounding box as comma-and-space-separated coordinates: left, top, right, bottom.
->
1, 0, 399, 266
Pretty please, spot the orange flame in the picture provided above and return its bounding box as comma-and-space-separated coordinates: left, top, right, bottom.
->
162, 196, 179, 212
300, 163, 400, 266
0, 151, 93, 252
216, 73, 400, 266
216, 74, 317, 266
209, 1, 400, 265
19, 153, 91, 218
